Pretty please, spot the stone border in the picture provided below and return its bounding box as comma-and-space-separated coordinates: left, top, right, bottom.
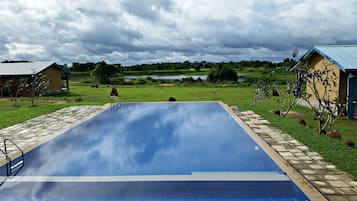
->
0, 106, 105, 166
231, 107, 357, 201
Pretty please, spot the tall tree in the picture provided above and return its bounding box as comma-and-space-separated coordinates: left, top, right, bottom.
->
92, 61, 120, 84
207, 64, 238, 82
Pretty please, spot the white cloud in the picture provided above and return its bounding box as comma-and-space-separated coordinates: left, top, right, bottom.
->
0, 0, 356, 65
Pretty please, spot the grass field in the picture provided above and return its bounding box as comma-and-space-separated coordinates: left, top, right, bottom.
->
0, 83, 356, 178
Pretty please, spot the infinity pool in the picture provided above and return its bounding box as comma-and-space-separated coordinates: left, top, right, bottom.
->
0, 102, 309, 200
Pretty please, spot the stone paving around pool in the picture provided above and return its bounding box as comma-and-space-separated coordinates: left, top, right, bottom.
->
0, 105, 356, 201
231, 107, 357, 201
0, 106, 104, 157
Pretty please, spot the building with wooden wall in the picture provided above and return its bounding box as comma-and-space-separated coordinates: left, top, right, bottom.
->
0, 62, 68, 96
292, 45, 357, 119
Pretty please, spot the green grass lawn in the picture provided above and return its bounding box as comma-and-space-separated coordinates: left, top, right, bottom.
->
0, 84, 356, 179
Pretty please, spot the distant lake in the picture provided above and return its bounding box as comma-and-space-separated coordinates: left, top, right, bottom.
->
124, 75, 207, 81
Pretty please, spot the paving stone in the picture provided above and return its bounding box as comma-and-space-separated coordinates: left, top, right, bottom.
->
326, 164, 337, 170
300, 169, 315, 174
271, 145, 287, 151
325, 195, 350, 201
319, 187, 337, 194
279, 152, 294, 157
328, 181, 350, 188
296, 145, 309, 151
297, 156, 312, 161
324, 175, 339, 181
311, 156, 323, 160
288, 149, 302, 153
288, 160, 300, 164
347, 195, 357, 201
337, 188, 357, 194
294, 152, 307, 157
309, 164, 325, 170
291, 164, 309, 170
312, 181, 328, 186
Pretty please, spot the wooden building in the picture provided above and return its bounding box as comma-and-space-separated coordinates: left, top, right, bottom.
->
291, 45, 357, 119
0, 62, 69, 96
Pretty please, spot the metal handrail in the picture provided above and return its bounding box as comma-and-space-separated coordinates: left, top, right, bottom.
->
4, 139, 24, 176
4, 139, 24, 158
0, 148, 11, 176
110, 96, 121, 112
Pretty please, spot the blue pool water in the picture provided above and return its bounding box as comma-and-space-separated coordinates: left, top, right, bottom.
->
0, 102, 309, 200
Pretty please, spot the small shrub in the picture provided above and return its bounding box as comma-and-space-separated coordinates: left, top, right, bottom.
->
297, 119, 306, 126
342, 140, 355, 148
74, 97, 83, 102
272, 110, 280, 116
327, 130, 341, 139
110, 77, 125, 85
168, 97, 176, 101
272, 88, 280, 96
123, 81, 135, 85
79, 78, 94, 84
182, 77, 194, 83
134, 78, 151, 85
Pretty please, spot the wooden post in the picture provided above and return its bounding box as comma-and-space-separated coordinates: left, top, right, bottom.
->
348, 73, 356, 119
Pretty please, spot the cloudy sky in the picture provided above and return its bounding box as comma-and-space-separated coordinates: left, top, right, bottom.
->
0, 0, 356, 65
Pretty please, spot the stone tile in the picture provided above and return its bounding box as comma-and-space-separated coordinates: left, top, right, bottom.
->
312, 180, 328, 187
306, 151, 320, 157
289, 149, 302, 153
279, 152, 293, 157
349, 181, 357, 187
302, 160, 315, 165
324, 175, 339, 181
271, 145, 287, 151
328, 181, 350, 188
319, 187, 337, 194
296, 145, 309, 150
325, 195, 350, 201
294, 152, 307, 157
287, 159, 300, 164
309, 164, 325, 170
337, 188, 357, 194
311, 156, 323, 160
346, 195, 357, 201
297, 156, 312, 161
300, 169, 315, 174
326, 164, 337, 170
303, 174, 323, 181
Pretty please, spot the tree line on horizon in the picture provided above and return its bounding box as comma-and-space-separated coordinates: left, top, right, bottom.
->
70, 58, 296, 72
1, 59, 296, 72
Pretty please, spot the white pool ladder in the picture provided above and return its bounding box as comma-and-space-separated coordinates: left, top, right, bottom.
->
0, 139, 24, 186
110, 96, 121, 112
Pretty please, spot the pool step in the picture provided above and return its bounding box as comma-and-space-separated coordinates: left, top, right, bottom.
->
10, 160, 24, 172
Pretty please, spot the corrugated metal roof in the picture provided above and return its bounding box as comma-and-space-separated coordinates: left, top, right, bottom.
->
0, 62, 55, 75
291, 45, 357, 72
